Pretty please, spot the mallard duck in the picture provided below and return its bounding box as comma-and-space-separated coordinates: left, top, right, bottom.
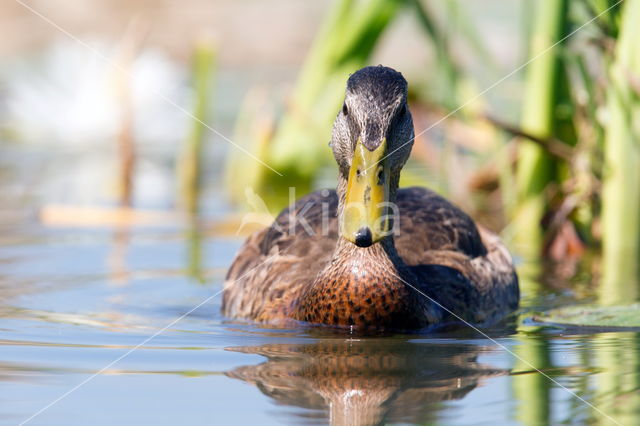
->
222, 66, 519, 330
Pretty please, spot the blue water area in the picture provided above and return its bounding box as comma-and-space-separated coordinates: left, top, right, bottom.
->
0, 224, 638, 426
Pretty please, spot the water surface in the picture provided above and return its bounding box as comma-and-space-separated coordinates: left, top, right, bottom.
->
1, 223, 638, 425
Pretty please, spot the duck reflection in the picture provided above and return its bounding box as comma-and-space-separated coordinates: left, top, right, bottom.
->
226, 338, 507, 425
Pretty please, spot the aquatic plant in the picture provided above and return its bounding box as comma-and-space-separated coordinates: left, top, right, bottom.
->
599, 0, 640, 304
177, 39, 216, 214
512, 0, 571, 260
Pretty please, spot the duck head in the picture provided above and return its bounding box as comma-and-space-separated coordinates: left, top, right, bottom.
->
330, 66, 415, 248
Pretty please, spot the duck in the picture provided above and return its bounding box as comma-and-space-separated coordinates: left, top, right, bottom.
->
222, 65, 519, 331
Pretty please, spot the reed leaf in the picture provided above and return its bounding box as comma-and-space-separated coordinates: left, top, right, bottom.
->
178, 39, 216, 214
512, 0, 570, 259
600, 0, 640, 305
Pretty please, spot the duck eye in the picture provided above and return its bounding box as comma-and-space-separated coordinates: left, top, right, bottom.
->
342, 102, 348, 116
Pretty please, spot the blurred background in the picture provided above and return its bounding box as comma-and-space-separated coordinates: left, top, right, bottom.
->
2, 0, 638, 289
1, 1, 640, 425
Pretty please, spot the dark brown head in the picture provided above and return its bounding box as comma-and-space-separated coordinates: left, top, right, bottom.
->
330, 66, 414, 247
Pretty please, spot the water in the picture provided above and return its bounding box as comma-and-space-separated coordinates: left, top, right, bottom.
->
1, 222, 639, 426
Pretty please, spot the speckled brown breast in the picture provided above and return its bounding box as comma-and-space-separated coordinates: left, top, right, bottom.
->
292, 239, 442, 330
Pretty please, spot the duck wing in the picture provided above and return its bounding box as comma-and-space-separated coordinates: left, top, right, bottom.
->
394, 187, 487, 261
394, 187, 519, 324
222, 190, 339, 321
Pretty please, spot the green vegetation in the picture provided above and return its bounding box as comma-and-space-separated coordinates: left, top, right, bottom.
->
594, 333, 640, 425
177, 39, 216, 283
600, 0, 640, 305
513, 333, 552, 425
536, 303, 640, 328
512, 0, 571, 259
178, 39, 217, 214
221, 0, 640, 318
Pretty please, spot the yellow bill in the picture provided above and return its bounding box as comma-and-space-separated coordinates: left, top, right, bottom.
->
342, 138, 390, 247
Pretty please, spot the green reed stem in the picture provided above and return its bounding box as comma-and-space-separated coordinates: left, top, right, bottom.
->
513, 0, 568, 259
178, 39, 216, 214
600, 0, 640, 305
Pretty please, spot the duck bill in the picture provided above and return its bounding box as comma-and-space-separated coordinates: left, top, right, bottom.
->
342, 138, 390, 247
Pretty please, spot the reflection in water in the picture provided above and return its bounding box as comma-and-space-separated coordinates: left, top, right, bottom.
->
513, 331, 551, 425
594, 333, 640, 426
186, 217, 205, 283
511, 329, 640, 425
226, 338, 507, 425
108, 226, 131, 286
